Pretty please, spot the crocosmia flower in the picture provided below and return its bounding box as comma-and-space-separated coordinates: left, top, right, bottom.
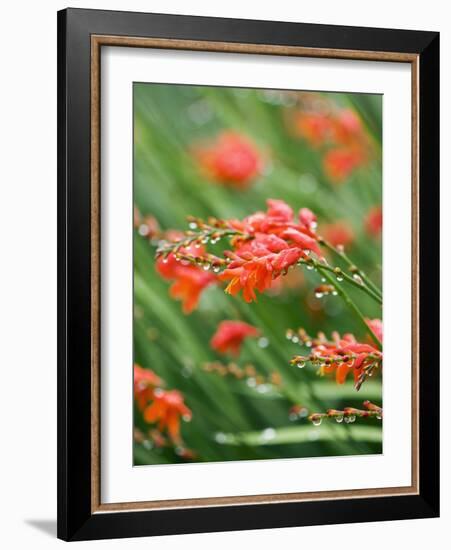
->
210, 320, 260, 356
143, 389, 192, 443
365, 206, 382, 237
321, 221, 355, 247
294, 112, 332, 147
218, 199, 322, 302
133, 364, 163, 411
156, 244, 216, 314
366, 318, 383, 343
195, 131, 263, 187
323, 147, 366, 183
291, 330, 382, 389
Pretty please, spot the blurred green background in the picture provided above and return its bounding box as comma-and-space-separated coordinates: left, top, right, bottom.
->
133, 83, 382, 465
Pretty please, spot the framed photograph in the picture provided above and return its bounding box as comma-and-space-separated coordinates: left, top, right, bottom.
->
57, 8, 439, 541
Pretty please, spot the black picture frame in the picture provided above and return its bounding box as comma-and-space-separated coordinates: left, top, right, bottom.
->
57, 7, 439, 541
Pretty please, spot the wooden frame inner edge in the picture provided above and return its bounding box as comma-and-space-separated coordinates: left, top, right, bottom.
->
90, 35, 420, 514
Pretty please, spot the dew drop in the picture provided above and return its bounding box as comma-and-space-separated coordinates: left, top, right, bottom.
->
261, 428, 276, 441
215, 432, 227, 444
258, 337, 269, 348
296, 361, 306, 369
336, 275, 344, 282
348, 415, 356, 423
335, 415, 344, 423
312, 417, 322, 426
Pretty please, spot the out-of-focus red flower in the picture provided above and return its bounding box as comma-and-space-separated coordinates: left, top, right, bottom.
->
134, 364, 163, 411
143, 389, 192, 443
156, 244, 216, 314
210, 320, 260, 356
365, 206, 382, 237
366, 318, 383, 343
332, 109, 365, 146
323, 147, 366, 183
195, 131, 263, 188
321, 221, 355, 247
294, 112, 332, 147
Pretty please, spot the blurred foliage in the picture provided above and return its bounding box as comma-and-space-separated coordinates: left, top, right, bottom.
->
133, 83, 382, 465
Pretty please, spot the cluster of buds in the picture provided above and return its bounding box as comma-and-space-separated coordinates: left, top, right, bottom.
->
155, 215, 249, 269
289, 328, 382, 390
203, 361, 282, 388
308, 401, 383, 426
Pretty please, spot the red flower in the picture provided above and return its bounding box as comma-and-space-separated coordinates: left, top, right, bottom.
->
365, 206, 382, 237
156, 244, 216, 314
133, 364, 163, 411
321, 221, 355, 247
210, 320, 260, 356
323, 147, 366, 183
366, 318, 383, 343
219, 199, 322, 302
294, 112, 332, 147
332, 109, 365, 145
143, 389, 192, 443
293, 331, 382, 387
195, 131, 263, 187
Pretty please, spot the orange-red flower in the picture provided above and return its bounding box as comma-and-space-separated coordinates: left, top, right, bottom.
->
323, 147, 366, 183
156, 244, 216, 314
366, 318, 383, 343
294, 112, 332, 147
331, 109, 365, 146
218, 200, 322, 302
293, 331, 382, 386
195, 131, 263, 188
133, 364, 163, 411
321, 221, 355, 247
365, 206, 382, 237
210, 320, 260, 356
143, 389, 192, 443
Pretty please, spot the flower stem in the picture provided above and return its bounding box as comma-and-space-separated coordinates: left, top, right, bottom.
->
298, 258, 382, 305
320, 240, 382, 300
318, 268, 382, 350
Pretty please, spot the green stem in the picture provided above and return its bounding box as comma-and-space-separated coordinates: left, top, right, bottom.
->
321, 240, 382, 300
318, 268, 382, 350
299, 259, 382, 305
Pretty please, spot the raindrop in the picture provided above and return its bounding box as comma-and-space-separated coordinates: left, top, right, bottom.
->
321, 277, 326, 283
138, 224, 150, 236
376, 414, 382, 420
336, 275, 344, 282
289, 413, 298, 422
296, 361, 306, 369
201, 237, 209, 244
285, 329, 294, 340
183, 414, 192, 422
315, 292, 323, 299
202, 263, 211, 271
291, 336, 299, 343
215, 432, 227, 444
261, 428, 276, 441
312, 417, 322, 426
162, 257, 169, 264
306, 264, 314, 271
305, 341, 313, 348
189, 222, 198, 230
344, 416, 351, 424
212, 265, 221, 273
257, 384, 270, 394
332, 291, 338, 296
335, 415, 344, 423
246, 377, 257, 388
348, 415, 356, 423
258, 337, 269, 348
353, 274, 363, 284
